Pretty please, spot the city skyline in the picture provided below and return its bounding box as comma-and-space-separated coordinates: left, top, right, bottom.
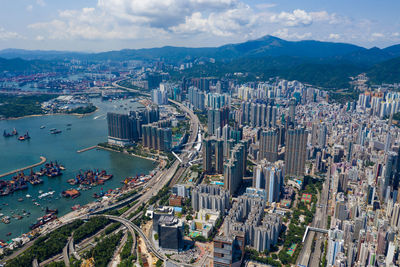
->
0, 0, 400, 51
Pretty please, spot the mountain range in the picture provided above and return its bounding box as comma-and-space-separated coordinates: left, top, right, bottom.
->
1, 35, 400, 87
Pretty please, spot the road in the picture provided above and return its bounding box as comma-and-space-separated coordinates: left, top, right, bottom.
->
297, 176, 330, 266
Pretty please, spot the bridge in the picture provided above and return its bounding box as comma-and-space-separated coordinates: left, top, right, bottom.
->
0, 156, 46, 178
302, 226, 330, 243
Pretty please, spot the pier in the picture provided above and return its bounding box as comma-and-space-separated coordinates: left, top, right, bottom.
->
77, 145, 98, 153
0, 156, 47, 178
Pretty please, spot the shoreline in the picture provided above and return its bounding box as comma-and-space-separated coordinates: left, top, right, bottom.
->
1, 107, 99, 121
97, 145, 158, 162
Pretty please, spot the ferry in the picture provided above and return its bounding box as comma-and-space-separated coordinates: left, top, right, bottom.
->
50, 129, 62, 134
38, 191, 55, 199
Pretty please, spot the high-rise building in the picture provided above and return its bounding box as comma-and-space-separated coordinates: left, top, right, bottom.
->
188, 87, 205, 110
207, 107, 229, 136
224, 142, 247, 195
215, 139, 224, 174
213, 234, 244, 267
253, 160, 284, 203
191, 185, 230, 212
288, 98, 296, 123
285, 126, 308, 177
206, 93, 230, 109
141, 121, 173, 152
157, 216, 184, 251
203, 138, 214, 174
259, 129, 279, 162
151, 88, 168, 105
107, 113, 136, 146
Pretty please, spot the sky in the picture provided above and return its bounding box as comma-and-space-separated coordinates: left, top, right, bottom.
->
0, 0, 400, 52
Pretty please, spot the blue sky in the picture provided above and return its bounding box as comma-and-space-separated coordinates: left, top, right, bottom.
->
0, 0, 399, 51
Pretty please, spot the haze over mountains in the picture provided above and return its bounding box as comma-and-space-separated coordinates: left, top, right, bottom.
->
1, 35, 400, 87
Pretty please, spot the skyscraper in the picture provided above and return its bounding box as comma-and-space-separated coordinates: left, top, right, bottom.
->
215, 139, 224, 174
288, 98, 296, 123
253, 160, 283, 203
207, 107, 229, 136
285, 126, 307, 177
259, 129, 279, 162
107, 112, 135, 146
203, 138, 214, 174
224, 142, 247, 195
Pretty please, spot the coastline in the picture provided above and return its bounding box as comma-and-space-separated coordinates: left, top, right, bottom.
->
1, 107, 99, 121
97, 145, 158, 162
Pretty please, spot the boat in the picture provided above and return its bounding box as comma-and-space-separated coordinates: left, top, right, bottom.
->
71, 204, 81, 211
40, 126, 45, 129
50, 128, 56, 131
38, 191, 55, 199
45, 207, 58, 214
62, 189, 80, 199
18, 132, 30, 141
66, 123, 72, 126
1, 216, 10, 224
4, 128, 18, 137
50, 130, 62, 134
30, 213, 57, 230
6, 232, 11, 236
18, 198, 23, 202
26, 194, 31, 198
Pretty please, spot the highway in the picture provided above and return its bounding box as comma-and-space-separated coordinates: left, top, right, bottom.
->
297, 176, 330, 266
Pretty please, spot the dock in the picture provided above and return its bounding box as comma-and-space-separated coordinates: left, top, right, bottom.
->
0, 156, 47, 178
77, 145, 98, 153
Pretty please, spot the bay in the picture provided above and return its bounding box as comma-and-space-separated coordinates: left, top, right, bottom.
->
0, 98, 155, 240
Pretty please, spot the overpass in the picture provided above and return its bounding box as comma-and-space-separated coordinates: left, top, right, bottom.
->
302, 226, 330, 243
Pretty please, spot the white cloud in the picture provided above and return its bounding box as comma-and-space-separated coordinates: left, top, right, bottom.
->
171, 3, 257, 37
329, 33, 340, 40
27, 0, 352, 45
270, 9, 345, 27
372, 32, 384, 38
26, 5, 33, 12
273, 28, 312, 40
393, 32, 400, 37
0, 27, 23, 40
35, 35, 44, 41
270, 9, 313, 27
29, 0, 259, 40
255, 3, 277, 10
36, 0, 45, 7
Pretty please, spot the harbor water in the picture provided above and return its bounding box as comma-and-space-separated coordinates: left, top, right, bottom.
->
0, 98, 155, 240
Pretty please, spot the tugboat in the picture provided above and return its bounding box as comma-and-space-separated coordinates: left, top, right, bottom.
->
18, 132, 30, 141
